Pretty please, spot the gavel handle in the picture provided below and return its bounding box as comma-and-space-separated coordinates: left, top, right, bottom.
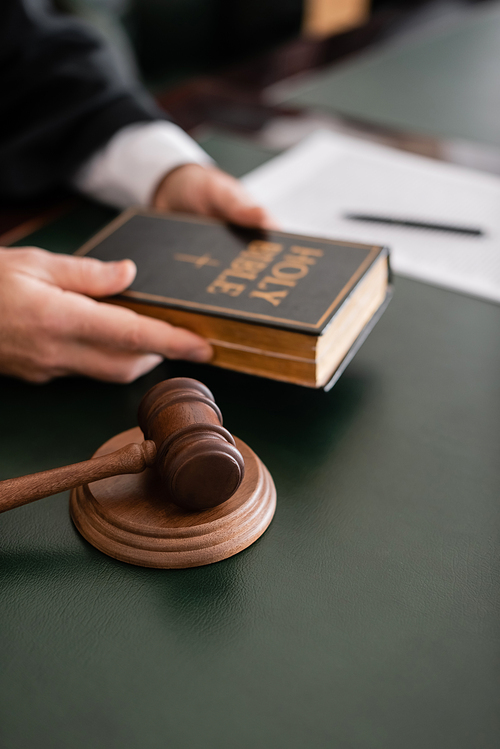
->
0, 440, 157, 513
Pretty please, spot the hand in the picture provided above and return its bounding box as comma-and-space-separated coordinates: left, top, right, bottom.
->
153, 164, 276, 228
0, 247, 212, 383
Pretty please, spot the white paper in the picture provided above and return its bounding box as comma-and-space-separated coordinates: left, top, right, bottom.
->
242, 130, 500, 303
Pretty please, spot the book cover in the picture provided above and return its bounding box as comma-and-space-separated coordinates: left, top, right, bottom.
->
76, 209, 391, 387
77, 209, 388, 333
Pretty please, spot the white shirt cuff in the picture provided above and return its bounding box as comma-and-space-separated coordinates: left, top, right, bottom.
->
72, 120, 213, 209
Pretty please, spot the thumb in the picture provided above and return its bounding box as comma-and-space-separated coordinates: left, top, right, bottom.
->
206, 175, 277, 229
224, 201, 278, 230
43, 253, 137, 297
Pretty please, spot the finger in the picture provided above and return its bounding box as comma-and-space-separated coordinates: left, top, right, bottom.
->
21, 248, 138, 297
204, 176, 276, 229
57, 292, 213, 362
224, 202, 279, 230
52, 255, 137, 297
56, 344, 165, 383
153, 165, 277, 229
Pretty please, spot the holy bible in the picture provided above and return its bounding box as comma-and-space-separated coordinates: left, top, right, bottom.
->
76, 209, 392, 389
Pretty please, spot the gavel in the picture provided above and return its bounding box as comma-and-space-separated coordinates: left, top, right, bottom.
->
0, 378, 245, 514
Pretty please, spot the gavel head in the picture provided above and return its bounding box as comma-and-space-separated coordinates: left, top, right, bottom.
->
138, 378, 245, 512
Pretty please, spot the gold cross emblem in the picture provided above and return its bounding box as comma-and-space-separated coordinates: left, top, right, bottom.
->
174, 253, 220, 268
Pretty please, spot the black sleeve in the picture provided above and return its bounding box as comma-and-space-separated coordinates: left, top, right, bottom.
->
0, 0, 167, 201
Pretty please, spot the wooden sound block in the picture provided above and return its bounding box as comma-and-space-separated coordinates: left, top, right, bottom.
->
70, 427, 276, 569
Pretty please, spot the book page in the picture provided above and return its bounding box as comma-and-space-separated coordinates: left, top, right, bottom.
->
242, 130, 500, 303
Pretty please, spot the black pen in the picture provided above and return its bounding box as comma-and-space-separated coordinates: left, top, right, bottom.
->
344, 213, 484, 237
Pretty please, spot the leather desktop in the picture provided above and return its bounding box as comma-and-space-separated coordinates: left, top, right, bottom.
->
1, 149, 500, 747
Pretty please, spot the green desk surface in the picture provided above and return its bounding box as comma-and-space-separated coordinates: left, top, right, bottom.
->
280, 1, 500, 148
1, 141, 500, 749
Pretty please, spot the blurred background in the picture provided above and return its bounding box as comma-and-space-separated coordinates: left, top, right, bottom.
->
54, 0, 447, 88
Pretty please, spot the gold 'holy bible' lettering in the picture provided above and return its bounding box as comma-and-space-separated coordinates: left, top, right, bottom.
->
249, 245, 323, 306
206, 240, 283, 297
